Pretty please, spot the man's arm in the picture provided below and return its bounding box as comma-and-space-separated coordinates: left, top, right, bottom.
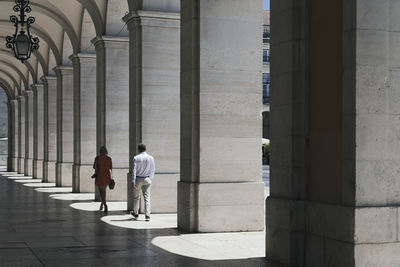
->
132, 158, 137, 186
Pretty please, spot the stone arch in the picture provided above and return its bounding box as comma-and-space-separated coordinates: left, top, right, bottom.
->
80, 8, 97, 53
0, 79, 14, 101
105, 0, 129, 36
48, 49, 57, 76
0, 61, 28, 91
0, 69, 20, 95
0, 48, 37, 89
76, 0, 105, 36
33, 51, 48, 78
28, 0, 81, 52
126, 0, 180, 12
62, 32, 74, 65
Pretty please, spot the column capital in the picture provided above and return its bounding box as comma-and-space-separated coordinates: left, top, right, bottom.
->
53, 65, 73, 76
122, 11, 140, 29
7, 99, 17, 107
30, 83, 44, 92
8, 99, 18, 105
69, 53, 96, 66
91, 35, 129, 50
24, 90, 34, 97
40, 76, 57, 86
123, 10, 180, 30
17, 95, 24, 102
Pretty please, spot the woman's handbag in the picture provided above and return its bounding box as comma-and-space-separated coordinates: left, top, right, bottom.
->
109, 179, 115, 190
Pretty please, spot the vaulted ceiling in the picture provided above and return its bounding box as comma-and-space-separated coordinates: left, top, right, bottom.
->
0, 0, 129, 100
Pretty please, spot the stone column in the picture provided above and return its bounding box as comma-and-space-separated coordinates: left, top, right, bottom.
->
32, 84, 44, 180
92, 36, 129, 200
123, 10, 181, 212
178, 0, 264, 232
11, 99, 19, 172
17, 95, 25, 174
7, 100, 15, 172
42, 76, 57, 183
70, 53, 97, 193
24, 90, 34, 176
54, 66, 74, 187
267, 0, 400, 265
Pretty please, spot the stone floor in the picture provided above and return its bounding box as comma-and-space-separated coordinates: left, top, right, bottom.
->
0, 166, 267, 267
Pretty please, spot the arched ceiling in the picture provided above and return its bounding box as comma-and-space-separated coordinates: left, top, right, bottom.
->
0, 0, 129, 94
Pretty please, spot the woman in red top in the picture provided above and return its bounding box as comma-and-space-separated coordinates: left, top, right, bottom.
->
93, 146, 112, 212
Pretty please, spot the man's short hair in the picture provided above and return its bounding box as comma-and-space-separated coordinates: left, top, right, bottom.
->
138, 143, 146, 152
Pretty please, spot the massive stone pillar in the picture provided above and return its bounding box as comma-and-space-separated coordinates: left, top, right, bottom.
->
24, 91, 34, 176
178, 0, 264, 232
10, 99, 18, 172
17, 95, 25, 174
55, 66, 74, 187
70, 53, 97, 193
92, 36, 129, 200
42, 77, 57, 183
7, 100, 15, 172
124, 6, 181, 212
267, 0, 400, 265
32, 84, 44, 180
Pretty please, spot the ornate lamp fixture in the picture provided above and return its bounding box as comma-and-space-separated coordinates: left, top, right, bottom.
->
6, 0, 39, 63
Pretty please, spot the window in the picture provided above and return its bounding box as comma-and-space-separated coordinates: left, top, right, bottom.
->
263, 49, 270, 65
262, 73, 270, 104
263, 25, 270, 43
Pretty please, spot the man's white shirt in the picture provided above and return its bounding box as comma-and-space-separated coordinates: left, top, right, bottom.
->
132, 152, 155, 184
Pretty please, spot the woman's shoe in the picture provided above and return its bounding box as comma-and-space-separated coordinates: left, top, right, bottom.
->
104, 205, 108, 212
99, 204, 103, 211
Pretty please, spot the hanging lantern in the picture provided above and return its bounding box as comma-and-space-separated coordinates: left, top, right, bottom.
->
6, 0, 39, 63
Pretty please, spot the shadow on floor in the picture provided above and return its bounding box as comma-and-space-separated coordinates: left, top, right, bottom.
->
0, 169, 267, 266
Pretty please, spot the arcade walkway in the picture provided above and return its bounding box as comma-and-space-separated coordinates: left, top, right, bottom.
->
0, 166, 266, 267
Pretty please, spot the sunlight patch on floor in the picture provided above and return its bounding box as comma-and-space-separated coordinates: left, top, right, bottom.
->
7, 176, 33, 180
101, 214, 177, 229
70, 201, 127, 211
14, 179, 40, 183
49, 193, 95, 201
152, 231, 265, 260
1, 173, 25, 177
35, 187, 72, 193
23, 182, 56, 188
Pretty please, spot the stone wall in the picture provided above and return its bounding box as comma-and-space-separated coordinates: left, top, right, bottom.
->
0, 88, 8, 166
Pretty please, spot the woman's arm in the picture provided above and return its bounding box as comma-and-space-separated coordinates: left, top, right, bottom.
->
93, 156, 98, 169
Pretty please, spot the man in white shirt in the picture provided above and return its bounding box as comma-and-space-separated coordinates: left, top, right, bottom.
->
131, 143, 155, 221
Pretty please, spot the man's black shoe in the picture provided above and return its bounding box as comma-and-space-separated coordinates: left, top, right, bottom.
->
145, 216, 150, 221
130, 211, 138, 220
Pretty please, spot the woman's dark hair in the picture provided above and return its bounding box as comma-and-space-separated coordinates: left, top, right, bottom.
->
138, 144, 146, 152
99, 146, 108, 156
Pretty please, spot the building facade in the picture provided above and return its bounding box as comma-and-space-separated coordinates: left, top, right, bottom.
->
0, 0, 398, 265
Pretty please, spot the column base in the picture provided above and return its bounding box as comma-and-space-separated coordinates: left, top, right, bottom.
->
33, 159, 43, 180
72, 164, 95, 193
266, 196, 400, 266
24, 158, 29, 176
11, 157, 18, 172
56, 162, 73, 187
178, 181, 265, 232
29, 159, 33, 176
107, 168, 128, 201
18, 157, 24, 174
127, 173, 179, 213
44, 160, 56, 182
